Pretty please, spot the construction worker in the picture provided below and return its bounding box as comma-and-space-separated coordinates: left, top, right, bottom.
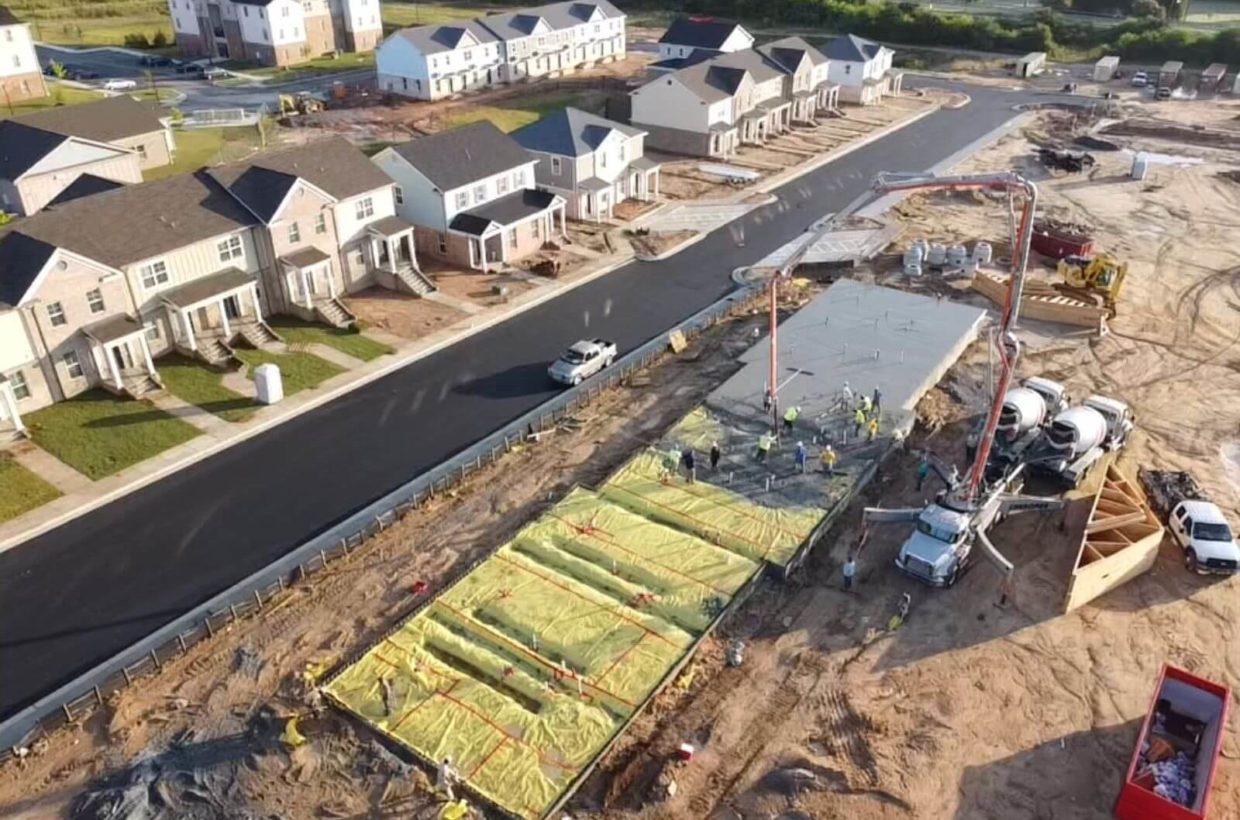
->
783, 405, 800, 433
756, 432, 773, 462
853, 406, 866, 437
916, 453, 931, 490
437, 757, 459, 801
842, 554, 857, 591
794, 441, 807, 473
859, 393, 873, 415
681, 448, 696, 483
841, 381, 854, 406
710, 440, 721, 471
820, 444, 838, 475
866, 416, 879, 442
872, 386, 882, 415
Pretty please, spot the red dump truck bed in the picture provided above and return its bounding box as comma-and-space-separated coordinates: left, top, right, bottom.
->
1114, 664, 1230, 820
1031, 221, 1094, 259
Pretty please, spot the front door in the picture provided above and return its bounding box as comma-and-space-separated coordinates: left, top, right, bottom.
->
197, 305, 214, 330
223, 295, 241, 320
112, 343, 132, 372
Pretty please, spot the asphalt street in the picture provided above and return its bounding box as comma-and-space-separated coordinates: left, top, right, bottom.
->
0, 82, 1028, 719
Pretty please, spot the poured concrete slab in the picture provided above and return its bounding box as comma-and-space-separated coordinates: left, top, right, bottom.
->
712, 279, 987, 437
753, 222, 903, 270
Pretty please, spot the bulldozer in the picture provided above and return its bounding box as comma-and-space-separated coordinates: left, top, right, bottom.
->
278, 91, 325, 117
1056, 252, 1127, 317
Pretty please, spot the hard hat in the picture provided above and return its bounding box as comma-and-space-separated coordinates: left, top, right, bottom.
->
797, 441, 804, 447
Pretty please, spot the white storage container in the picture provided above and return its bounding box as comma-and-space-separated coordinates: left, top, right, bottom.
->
926, 242, 947, 266
972, 241, 993, 266
254, 363, 284, 405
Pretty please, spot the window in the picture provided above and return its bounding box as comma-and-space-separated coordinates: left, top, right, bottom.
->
288, 221, 301, 243
218, 235, 243, 262
454, 191, 468, 209
437, 232, 447, 253
136, 143, 147, 159
394, 185, 404, 205
279, 29, 285, 39
496, 174, 509, 195
314, 212, 326, 234
844, 64, 851, 75
302, 0, 311, 11
140, 260, 170, 289
507, 228, 517, 249
145, 321, 160, 341
86, 289, 105, 314
11, 55, 19, 69
63, 350, 83, 379
9, 370, 30, 401
262, 28, 269, 41
550, 156, 562, 176
355, 197, 374, 219
514, 169, 526, 188
599, 151, 607, 169
473, 184, 486, 204
282, 4, 289, 15
47, 301, 67, 327
619, 144, 626, 162
243, 6, 248, 15
530, 219, 539, 239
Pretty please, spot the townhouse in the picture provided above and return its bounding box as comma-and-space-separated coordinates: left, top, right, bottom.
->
169, 0, 382, 67
0, 138, 425, 424
632, 33, 844, 159
511, 107, 660, 222
375, 0, 625, 101
372, 121, 566, 270
653, 17, 752, 70
0, 96, 176, 217
0, 5, 44, 103
822, 34, 902, 105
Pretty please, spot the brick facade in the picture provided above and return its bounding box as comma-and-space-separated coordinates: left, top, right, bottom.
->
0, 71, 46, 103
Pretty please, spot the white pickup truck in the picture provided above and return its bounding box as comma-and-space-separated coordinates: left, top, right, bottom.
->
547, 339, 616, 386
1169, 500, 1238, 575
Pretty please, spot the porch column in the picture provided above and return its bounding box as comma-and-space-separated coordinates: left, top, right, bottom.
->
105, 343, 122, 389
325, 263, 337, 298
0, 382, 25, 435
180, 309, 197, 352
559, 204, 566, 236
250, 283, 263, 321
138, 333, 156, 376
301, 267, 313, 308
218, 298, 231, 337
385, 238, 396, 272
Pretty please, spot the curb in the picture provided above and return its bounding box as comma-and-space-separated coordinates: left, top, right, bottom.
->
633, 230, 709, 262
0, 255, 632, 553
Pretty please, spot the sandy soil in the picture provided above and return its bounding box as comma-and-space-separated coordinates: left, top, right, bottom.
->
568, 106, 1240, 820
343, 286, 465, 340
431, 269, 540, 307
629, 229, 696, 258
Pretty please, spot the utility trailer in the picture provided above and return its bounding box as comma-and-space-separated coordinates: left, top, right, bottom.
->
1114, 664, 1230, 820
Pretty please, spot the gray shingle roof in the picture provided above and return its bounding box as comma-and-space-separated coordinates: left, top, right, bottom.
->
757, 36, 828, 74
821, 34, 884, 63
160, 268, 254, 308
392, 121, 534, 191
13, 95, 166, 144
510, 107, 643, 158
448, 188, 558, 235
655, 47, 784, 103
658, 18, 748, 49
477, 0, 623, 40
0, 232, 55, 307
46, 173, 125, 207
390, 20, 498, 55
208, 137, 392, 223
0, 122, 69, 180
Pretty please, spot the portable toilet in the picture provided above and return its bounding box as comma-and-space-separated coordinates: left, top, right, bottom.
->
1130, 152, 1149, 181
254, 363, 284, 404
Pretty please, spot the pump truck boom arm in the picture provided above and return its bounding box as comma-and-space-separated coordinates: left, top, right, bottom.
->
774, 170, 1038, 504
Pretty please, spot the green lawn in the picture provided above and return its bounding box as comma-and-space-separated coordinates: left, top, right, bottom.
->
128, 86, 179, 104
7, 0, 171, 47
0, 85, 104, 119
221, 51, 375, 80
382, 2, 493, 29
145, 125, 269, 179
158, 355, 259, 423
24, 390, 201, 480
446, 90, 609, 132
268, 318, 394, 362
0, 453, 62, 523
235, 349, 344, 395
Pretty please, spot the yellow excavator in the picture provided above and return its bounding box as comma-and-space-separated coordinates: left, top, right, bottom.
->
1056, 252, 1127, 317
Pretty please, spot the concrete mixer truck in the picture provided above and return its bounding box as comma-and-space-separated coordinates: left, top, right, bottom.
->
1027, 395, 1134, 487
972, 376, 1069, 482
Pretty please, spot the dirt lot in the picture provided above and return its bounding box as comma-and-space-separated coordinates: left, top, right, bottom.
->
430, 269, 541, 308
343, 286, 465, 340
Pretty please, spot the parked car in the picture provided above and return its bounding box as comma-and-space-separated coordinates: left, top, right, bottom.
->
1169, 500, 1238, 575
1130, 71, 1148, 87
1155, 86, 1172, 100
548, 339, 617, 386
202, 66, 229, 80
103, 78, 137, 91
138, 55, 174, 68
176, 63, 205, 76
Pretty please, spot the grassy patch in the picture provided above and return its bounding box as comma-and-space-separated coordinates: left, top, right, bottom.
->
235, 348, 344, 395
268, 318, 394, 362
448, 90, 609, 132
158, 355, 259, 423
0, 453, 62, 523
145, 125, 268, 179
382, 2, 491, 29
8, 0, 171, 47
0, 85, 104, 119
24, 390, 200, 480
444, 105, 541, 133
128, 87, 179, 103
221, 51, 375, 79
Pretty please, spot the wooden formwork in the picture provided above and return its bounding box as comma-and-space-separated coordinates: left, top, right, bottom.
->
971, 270, 1109, 330
1063, 463, 1164, 613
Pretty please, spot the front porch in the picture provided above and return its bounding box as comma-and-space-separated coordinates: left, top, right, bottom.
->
366, 215, 437, 297
448, 190, 567, 272
160, 268, 279, 370
280, 248, 357, 330
739, 100, 792, 146
576, 158, 663, 224
82, 314, 162, 400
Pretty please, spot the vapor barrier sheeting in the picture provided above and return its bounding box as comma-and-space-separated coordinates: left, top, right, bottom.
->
324, 487, 760, 819
599, 411, 829, 567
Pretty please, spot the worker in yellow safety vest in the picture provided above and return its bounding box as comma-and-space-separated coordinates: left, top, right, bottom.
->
853, 407, 866, 437
783, 405, 800, 433
820, 444, 838, 475
867, 416, 879, 442
756, 432, 773, 462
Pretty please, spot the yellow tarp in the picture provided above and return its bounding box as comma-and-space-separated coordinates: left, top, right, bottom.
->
324, 488, 759, 819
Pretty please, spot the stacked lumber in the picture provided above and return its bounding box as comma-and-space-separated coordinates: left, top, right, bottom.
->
971, 270, 1108, 330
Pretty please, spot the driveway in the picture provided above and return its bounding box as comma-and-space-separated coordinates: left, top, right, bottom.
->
0, 80, 1036, 719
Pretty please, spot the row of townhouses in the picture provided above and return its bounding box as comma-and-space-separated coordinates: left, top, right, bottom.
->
1, 96, 176, 217
170, 0, 383, 67
633, 21, 901, 157
375, 0, 626, 101
0, 5, 45, 103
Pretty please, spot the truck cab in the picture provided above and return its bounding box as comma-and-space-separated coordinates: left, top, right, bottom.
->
895, 504, 973, 587
1082, 394, 1134, 450
1169, 500, 1239, 575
